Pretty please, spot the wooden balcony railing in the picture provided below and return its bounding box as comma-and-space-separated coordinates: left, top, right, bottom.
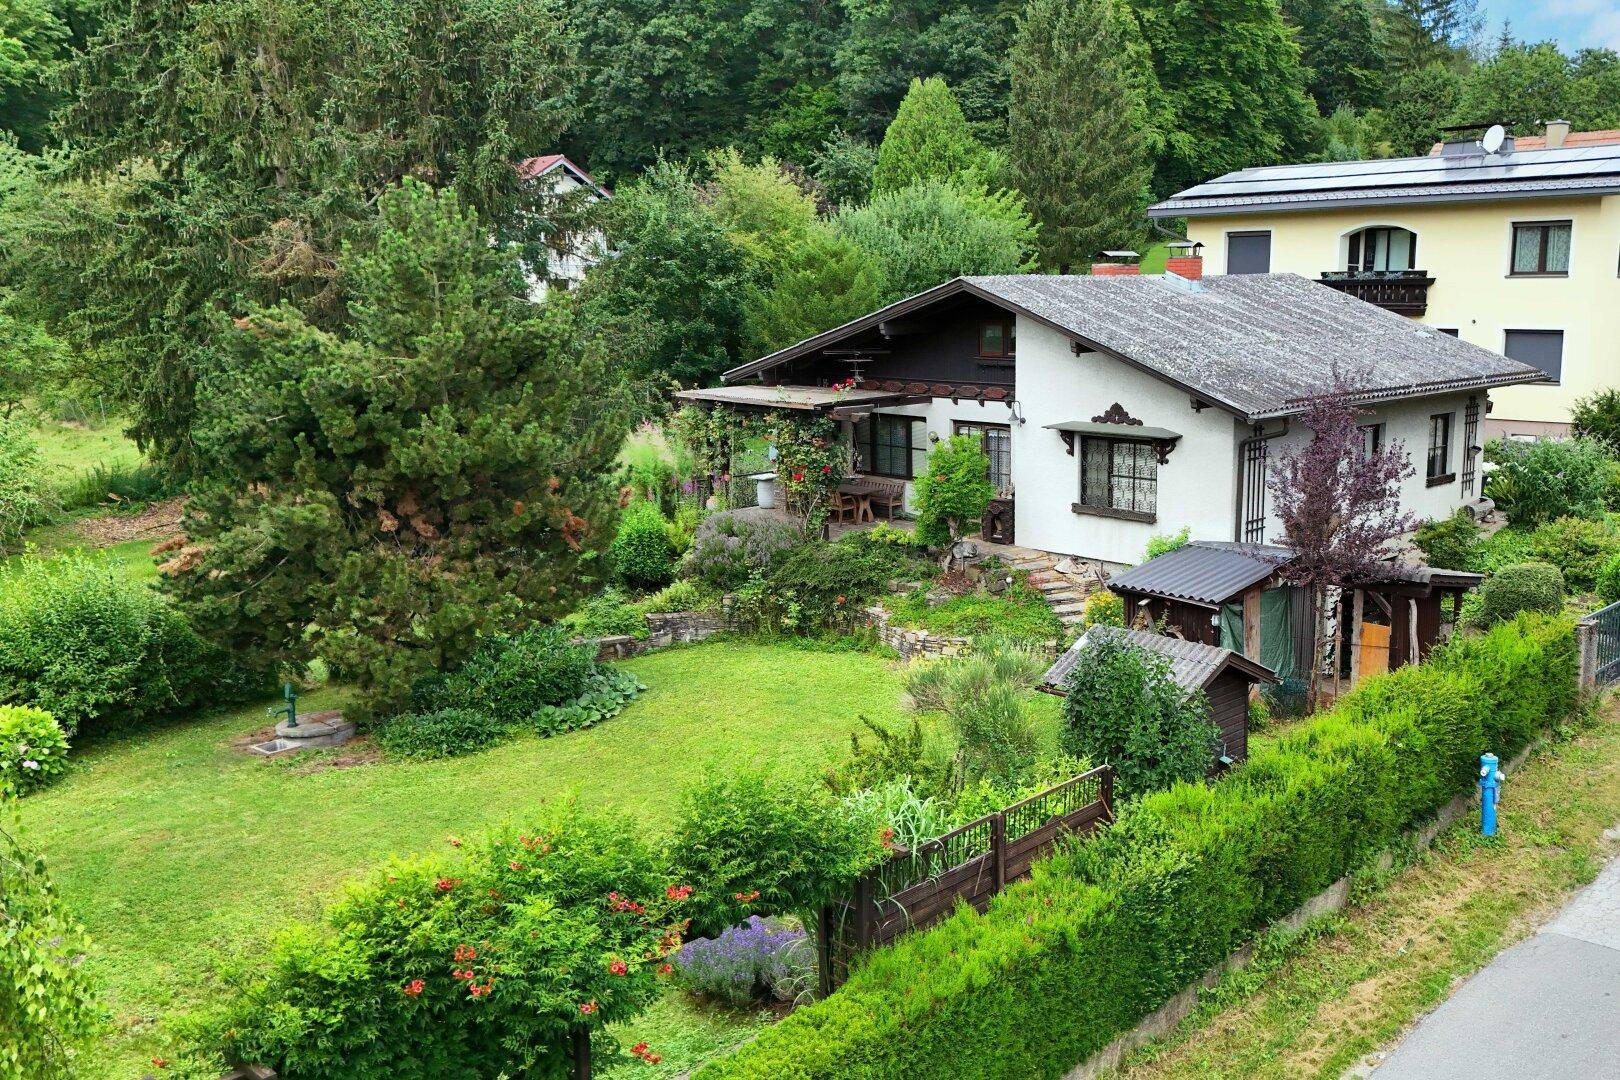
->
1317, 270, 1435, 316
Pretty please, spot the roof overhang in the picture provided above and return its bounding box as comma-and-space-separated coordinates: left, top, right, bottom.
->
1148, 182, 1620, 220
1250, 369, 1551, 421
671, 384, 930, 416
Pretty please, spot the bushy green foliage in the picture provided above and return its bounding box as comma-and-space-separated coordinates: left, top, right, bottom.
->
1082, 589, 1125, 628
824, 716, 956, 801
371, 707, 511, 761
1483, 437, 1612, 527
904, 638, 1052, 786
1143, 527, 1191, 562
872, 77, 1003, 194
1473, 525, 1535, 574
750, 533, 927, 632
609, 502, 677, 590
912, 434, 995, 548
809, 133, 878, 209
168, 181, 627, 722
203, 809, 683, 1080
1060, 632, 1217, 797
0, 414, 53, 548
1571, 388, 1620, 456
669, 770, 883, 938
431, 627, 601, 728
1473, 562, 1566, 627
0, 553, 264, 736
1412, 509, 1481, 572
564, 587, 648, 640
1524, 516, 1620, 591
697, 615, 1576, 1080
1, 817, 102, 1080
1597, 553, 1620, 604
59, 461, 175, 513
0, 705, 68, 796
635, 579, 709, 614
746, 226, 887, 354
834, 180, 1037, 301
887, 580, 1063, 640
683, 509, 803, 590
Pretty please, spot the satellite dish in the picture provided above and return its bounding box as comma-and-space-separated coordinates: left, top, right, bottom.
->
1481, 124, 1506, 154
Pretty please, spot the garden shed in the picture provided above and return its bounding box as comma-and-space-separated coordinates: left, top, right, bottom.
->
1103, 541, 1482, 692
1042, 625, 1276, 767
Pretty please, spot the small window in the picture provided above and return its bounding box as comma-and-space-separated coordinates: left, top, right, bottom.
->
1426, 413, 1453, 485
853, 414, 922, 479
1079, 438, 1157, 518
1510, 221, 1571, 275
954, 421, 1012, 495
1347, 227, 1416, 272
1359, 423, 1385, 458
1504, 329, 1564, 383
1437, 328, 1460, 337
1227, 231, 1272, 275
979, 319, 1015, 359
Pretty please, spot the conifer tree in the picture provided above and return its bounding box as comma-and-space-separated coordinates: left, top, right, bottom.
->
166, 181, 628, 719
1009, 0, 1156, 270
871, 76, 1002, 195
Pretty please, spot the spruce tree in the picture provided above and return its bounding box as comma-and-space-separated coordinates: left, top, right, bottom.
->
1009, 0, 1156, 271
871, 76, 1001, 195
166, 181, 628, 719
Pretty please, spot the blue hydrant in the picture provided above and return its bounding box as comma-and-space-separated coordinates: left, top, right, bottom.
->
1479, 753, 1504, 836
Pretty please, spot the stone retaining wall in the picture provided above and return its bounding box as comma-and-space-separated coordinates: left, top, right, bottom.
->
587, 607, 730, 662
861, 605, 1061, 660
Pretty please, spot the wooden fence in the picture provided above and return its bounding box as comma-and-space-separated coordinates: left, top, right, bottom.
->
818, 765, 1114, 992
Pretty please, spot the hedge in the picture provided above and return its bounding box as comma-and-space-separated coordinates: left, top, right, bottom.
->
696, 614, 1576, 1079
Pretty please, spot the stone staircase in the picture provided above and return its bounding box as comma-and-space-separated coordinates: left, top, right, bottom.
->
1006, 549, 1103, 631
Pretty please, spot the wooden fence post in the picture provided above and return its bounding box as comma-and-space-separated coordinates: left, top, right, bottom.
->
817, 905, 834, 998
1100, 767, 1115, 820
854, 873, 874, 949
990, 812, 1007, 893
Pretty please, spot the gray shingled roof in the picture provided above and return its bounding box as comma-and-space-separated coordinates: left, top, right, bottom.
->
1105, 541, 1295, 606
722, 274, 1543, 422
963, 273, 1543, 420
1148, 143, 1620, 217
1042, 625, 1276, 691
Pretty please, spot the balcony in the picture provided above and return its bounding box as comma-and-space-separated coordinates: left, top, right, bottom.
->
1317, 269, 1435, 316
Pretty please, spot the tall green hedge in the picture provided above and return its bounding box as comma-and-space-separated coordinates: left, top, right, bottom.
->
697, 614, 1576, 1079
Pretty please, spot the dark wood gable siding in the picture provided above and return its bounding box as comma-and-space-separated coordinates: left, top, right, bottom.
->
1205, 670, 1250, 765
768, 297, 1015, 393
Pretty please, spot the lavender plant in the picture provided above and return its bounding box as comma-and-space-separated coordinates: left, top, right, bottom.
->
673, 915, 809, 1005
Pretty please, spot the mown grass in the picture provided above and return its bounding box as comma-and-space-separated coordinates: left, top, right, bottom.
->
17, 640, 910, 1078
1113, 702, 1620, 1079
26, 413, 142, 486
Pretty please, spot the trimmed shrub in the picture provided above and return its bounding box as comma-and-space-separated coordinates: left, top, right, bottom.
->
1483, 436, 1611, 526
202, 809, 685, 1079
669, 770, 883, 938
1473, 562, 1566, 627
609, 501, 677, 589
1524, 516, 1620, 591
370, 707, 509, 760
695, 615, 1575, 1080
1060, 633, 1218, 798
683, 508, 803, 590
0, 554, 267, 736
1412, 509, 1480, 572
0, 706, 70, 795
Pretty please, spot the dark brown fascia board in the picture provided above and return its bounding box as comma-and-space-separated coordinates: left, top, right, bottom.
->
1147, 181, 1620, 219
722, 278, 1255, 421
1204, 652, 1279, 687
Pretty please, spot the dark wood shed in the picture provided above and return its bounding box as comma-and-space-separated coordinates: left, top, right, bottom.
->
1041, 625, 1277, 768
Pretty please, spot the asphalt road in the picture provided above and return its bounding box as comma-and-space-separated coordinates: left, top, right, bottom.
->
1368, 850, 1620, 1080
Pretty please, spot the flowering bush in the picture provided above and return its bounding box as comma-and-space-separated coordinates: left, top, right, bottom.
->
201, 806, 688, 1078
1081, 589, 1125, 628
0, 706, 70, 796
674, 916, 813, 1005
669, 770, 884, 937
682, 509, 802, 590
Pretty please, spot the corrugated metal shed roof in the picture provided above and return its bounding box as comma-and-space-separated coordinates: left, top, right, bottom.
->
1042, 625, 1275, 691
964, 274, 1543, 420
1105, 541, 1295, 606
1148, 143, 1620, 217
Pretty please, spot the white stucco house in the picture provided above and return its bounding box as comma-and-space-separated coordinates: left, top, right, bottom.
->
678, 259, 1547, 568
516, 153, 610, 299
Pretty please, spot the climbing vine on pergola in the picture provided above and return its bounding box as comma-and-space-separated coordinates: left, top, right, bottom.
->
672, 405, 848, 530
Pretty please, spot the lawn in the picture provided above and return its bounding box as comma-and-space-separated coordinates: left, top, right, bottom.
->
16, 639, 911, 1078
26, 412, 143, 486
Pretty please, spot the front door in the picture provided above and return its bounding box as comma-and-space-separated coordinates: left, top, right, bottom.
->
955, 421, 1013, 543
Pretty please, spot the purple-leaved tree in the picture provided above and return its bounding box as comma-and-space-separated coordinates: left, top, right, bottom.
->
1267, 374, 1416, 703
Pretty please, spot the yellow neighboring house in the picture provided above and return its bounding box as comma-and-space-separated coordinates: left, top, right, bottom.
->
1149, 122, 1620, 438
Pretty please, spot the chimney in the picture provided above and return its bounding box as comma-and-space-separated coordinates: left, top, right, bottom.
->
1162, 239, 1203, 280
1545, 119, 1570, 149
1091, 249, 1141, 276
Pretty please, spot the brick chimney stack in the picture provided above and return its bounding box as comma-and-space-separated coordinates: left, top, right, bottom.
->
1164, 254, 1203, 280
1091, 262, 1141, 276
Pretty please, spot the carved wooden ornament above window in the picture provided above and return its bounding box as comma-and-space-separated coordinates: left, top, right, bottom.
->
1091, 402, 1143, 426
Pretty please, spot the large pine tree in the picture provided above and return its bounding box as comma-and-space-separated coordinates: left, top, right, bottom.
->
1009, 0, 1157, 270
167, 181, 628, 719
